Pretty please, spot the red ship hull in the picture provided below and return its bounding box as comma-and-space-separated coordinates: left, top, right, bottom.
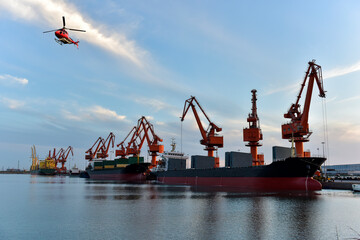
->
155, 157, 326, 192
88, 172, 146, 182
157, 176, 322, 191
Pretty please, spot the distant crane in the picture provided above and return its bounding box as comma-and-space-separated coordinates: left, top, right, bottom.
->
116, 116, 164, 167
116, 126, 139, 158
30, 145, 39, 171
137, 116, 164, 166
85, 137, 105, 161
96, 132, 115, 159
57, 146, 73, 173
282, 60, 326, 157
181, 96, 223, 167
243, 89, 264, 166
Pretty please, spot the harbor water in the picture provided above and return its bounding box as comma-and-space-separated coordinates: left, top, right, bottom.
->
1, 174, 360, 240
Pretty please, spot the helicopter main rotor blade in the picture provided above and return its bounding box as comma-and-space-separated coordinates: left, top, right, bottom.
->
43, 29, 58, 33
62, 16, 66, 28
66, 28, 86, 32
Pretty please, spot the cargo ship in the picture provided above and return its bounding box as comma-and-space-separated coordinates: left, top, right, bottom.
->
154, 155, 326, 191
86, 156, 151, 182
38, 157, 57, 175
153, 61, 327, 192
30, 145, 58, 175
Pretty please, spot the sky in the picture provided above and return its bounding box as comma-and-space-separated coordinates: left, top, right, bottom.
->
0, 0, 360, 170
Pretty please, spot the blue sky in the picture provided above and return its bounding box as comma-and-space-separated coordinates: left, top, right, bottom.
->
1, 0, 360, 170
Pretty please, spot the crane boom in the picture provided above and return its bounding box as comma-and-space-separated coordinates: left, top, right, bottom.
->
181, 96, 223, 167
115, 116, 164, 166
282, 60, 326, 157
97, 132, 115, 159
116, 126, 137, 158
57, 146, 73, 172
136, 116, 164, 166
85, 137, 105, 161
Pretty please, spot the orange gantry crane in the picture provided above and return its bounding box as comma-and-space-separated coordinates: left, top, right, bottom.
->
97, 132, 115, 159
115, 116, 164, 166
57, 146, 73, 172
139, 116, 164, 166
181, 96, 223, 168
116, 126, 138, 158
85, 137, 105, 161
85, 133, 115, 161
243, 89, 264, 166
282, 60, 326, 157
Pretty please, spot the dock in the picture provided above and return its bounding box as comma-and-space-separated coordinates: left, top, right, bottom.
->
321, 180, 360, 190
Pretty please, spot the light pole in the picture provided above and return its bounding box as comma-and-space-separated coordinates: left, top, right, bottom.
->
322, 141, 326, 179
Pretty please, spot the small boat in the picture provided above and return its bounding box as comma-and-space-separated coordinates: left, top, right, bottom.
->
352, 184, 360, 192
69, 164, 80, 176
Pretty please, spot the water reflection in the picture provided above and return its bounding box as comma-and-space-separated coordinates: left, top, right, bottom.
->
192, 193, 222, 240
244, 198, 266, 239
3, 175, 360, 240
30, 175, 67, 184
113, 195, 141, 200
30, 178, 354, 239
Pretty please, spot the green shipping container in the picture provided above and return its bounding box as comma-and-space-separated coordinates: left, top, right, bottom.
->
114, 157, 144, 164
103, 160, 115, 166
94, 161, 103, 167
128, 157, 144, 164
115, 158, 129, 164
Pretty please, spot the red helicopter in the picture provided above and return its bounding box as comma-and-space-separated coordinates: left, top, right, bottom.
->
43, 16, 86, 48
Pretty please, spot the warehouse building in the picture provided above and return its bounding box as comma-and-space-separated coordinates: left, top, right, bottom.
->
323, 164, 360, 176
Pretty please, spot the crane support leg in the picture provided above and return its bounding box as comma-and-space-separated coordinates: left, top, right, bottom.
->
250, 146, 258, 166
151, 155, 157, 167
295, 142, 304, 157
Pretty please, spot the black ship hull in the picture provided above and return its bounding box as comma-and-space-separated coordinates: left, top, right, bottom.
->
87, 163, 150, 182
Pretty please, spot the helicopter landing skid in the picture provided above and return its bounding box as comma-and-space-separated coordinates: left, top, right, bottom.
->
54, 38, 63, 45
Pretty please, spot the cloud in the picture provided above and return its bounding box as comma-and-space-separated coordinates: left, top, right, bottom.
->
337, 95, 360, 103
264, 60, 360, 96
333, 122, 360, 143
263, 82, 299, 96
260, 123, 280, 133
0, 97, 25, 109
144, 116, 154, 121
133, 97, 171, 112
0, 74, 29, 86
324, 61, 360, 79
0, 0, 146, 67
63, 105, 126, 122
